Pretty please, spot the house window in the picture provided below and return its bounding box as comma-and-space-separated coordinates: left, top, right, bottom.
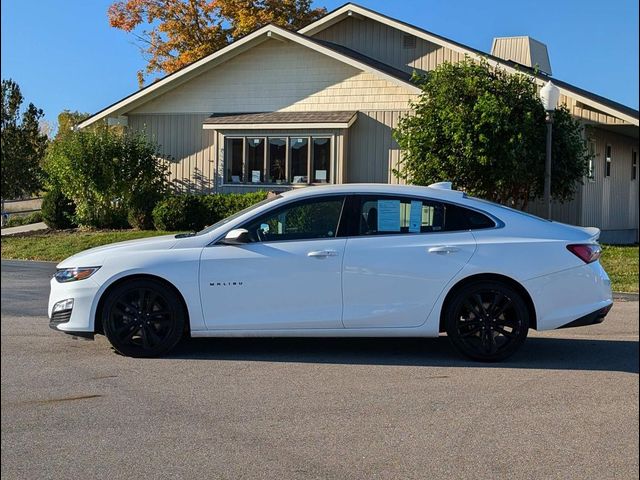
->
247, 138, 265, 183
268, 138, 287, 184
605, 144, 612, 177
225, 138, 244, 183
223, 135, 332, 185
312, 138, 331, 183
290, 137, 309, 184
632, 150, 637, 181
587, 140, 596, 181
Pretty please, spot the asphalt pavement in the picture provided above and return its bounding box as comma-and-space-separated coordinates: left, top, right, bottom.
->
1, 260, 638, 480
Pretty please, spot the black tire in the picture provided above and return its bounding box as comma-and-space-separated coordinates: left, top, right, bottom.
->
444, 281, 529, 362
102, 278, 186, 358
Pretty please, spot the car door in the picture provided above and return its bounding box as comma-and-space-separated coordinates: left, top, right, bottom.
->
341, 195, 478, 328
199, 195, 347, 330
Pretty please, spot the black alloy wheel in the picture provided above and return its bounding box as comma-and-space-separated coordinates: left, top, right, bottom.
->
445, 281, 530, 362
102, 279, 185, 357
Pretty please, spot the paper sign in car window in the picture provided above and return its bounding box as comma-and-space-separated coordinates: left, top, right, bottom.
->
409, 200, 422, 232
377, 200, 401, 231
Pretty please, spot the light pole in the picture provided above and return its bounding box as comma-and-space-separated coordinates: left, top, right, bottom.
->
540, 80, 560, 220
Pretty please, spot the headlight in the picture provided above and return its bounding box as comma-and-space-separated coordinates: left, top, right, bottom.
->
54, 267, 101, 283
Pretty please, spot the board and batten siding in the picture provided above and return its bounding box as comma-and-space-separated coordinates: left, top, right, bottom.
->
581, 127, 639, 242
312, 16, 466, 76
347, 110, 407, 183
128, 114, 216, 193
129, 40, 414, 115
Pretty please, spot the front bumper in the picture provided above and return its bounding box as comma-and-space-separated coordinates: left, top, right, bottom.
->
48, 276, 101, 336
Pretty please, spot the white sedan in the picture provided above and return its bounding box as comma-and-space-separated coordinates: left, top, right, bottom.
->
48, 183, 613, 361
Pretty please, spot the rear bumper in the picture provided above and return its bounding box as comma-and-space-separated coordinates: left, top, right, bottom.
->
523, 261, 612, 331
557, 303, 613, 329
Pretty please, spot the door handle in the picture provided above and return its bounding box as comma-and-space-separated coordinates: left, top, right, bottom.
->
428, 246, 461, 255
307, 249, 338, 258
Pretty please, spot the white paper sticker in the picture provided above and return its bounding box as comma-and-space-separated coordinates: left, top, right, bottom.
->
315, 170, 327, 181
377, 200, 401, 232
251, 170, 261, 183
409, 200, 422, 232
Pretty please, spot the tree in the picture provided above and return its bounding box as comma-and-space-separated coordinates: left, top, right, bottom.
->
108, 0, 326, 85
393, 60, 590, 209
1, 79, 48, 202
56, 110, 90, 138
44, 127, 169, 229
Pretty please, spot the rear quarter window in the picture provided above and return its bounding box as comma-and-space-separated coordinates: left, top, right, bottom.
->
448, 205, 496, 230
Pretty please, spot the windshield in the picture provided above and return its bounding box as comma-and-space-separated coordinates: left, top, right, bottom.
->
195, 195, 282, 236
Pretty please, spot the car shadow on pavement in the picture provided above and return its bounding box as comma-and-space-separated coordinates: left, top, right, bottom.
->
166, 336, 639, 374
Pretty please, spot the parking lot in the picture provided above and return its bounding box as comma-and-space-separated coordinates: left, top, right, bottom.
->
1, 260, 638, 479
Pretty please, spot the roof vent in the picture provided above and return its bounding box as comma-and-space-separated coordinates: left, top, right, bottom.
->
491, 36, 552, 75
403, 34, 416, 49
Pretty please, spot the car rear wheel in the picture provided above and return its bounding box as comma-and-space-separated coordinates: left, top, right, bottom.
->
102, 278, 185, 358
445, 281, 529, 362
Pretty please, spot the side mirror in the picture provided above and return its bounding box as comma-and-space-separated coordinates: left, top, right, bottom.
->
221, 228, 250, 245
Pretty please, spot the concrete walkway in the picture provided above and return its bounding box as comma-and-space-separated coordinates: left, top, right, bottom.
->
0, 222, 48, 236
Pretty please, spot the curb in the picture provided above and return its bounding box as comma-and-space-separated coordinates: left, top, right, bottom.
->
613, 292, 639, 301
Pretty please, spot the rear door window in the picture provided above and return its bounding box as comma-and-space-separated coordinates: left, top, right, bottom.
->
348, 196, 495, 235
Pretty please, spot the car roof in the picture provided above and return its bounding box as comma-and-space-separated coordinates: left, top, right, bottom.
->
279, 183, 467, 201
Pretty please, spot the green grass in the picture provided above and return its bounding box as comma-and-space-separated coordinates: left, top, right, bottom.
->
600, 244, 639, 293
1, 229, 178, 262
1, 230, 638, 293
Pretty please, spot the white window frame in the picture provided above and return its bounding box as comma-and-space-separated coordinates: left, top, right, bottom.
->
222, 134, 334, 186
605, 144, 612, 178
587, 139, 596, 182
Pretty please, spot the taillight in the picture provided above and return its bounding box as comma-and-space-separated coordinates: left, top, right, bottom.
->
567, 244, 601, 264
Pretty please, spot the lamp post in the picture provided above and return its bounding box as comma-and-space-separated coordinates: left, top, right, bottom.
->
540, 80, 560, 220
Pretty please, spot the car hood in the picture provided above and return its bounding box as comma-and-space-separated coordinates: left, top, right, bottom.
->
57, 234, 179, 268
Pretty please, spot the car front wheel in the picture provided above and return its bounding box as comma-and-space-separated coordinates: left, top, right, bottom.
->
102, 278, 185, 357
444, 281, 530, 362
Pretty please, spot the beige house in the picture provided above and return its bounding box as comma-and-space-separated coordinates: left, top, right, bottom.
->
80, 3, 639, 243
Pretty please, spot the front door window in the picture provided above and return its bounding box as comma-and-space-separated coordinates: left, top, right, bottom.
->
241, 196, 345, 242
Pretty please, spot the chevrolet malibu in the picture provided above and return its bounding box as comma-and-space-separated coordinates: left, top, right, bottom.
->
49, 183, 613, 361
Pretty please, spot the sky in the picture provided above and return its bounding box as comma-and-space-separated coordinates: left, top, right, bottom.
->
1, 0, 638, 128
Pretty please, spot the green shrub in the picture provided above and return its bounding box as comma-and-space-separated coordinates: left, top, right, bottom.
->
41, 187, 77, 229
128, 189, 165, 230
152, 191, 268, 231
3, 211, 43, 228
44, 127, 168, 229
152, 195, 208, 231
